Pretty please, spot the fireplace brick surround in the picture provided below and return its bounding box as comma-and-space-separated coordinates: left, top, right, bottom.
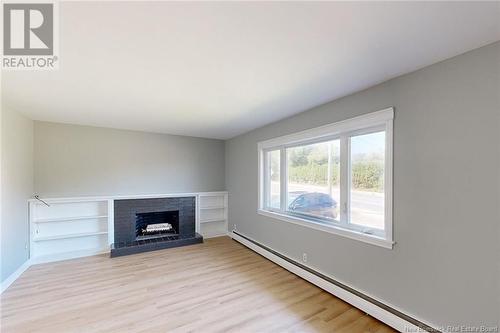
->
111, 196, 203, 257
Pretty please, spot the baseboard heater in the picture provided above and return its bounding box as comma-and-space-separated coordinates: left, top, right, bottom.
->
230, 230, 438, 333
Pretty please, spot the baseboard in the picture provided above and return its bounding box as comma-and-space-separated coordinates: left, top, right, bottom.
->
1, 258, 32, 294
229, 230, 438, 333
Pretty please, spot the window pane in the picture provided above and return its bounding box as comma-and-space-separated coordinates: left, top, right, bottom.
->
267, 150, 281, 209
349, 131, 385, 229
287, 140, 340, 222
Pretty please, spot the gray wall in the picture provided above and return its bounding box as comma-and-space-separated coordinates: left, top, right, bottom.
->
1, 107, 34, 282
34, 122, 225, 197
225, 42, 500, 327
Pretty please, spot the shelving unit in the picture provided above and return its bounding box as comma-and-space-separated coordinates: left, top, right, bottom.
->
197, 192, 228, 238
29, 199, 112, 263
27, 191, 229, 263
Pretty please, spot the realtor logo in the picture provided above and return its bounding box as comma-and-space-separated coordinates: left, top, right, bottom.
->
2, 1, 59, 69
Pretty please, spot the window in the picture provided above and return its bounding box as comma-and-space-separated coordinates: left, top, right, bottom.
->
258, 108, 393, 248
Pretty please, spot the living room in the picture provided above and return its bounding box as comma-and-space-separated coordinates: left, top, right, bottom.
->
1, 2, 499, 332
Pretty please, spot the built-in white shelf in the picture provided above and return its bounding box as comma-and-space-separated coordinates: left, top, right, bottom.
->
33, 231, 108, 242
34, 215, 108, 223
198, 192, 228, 238
30, 199, 112, 262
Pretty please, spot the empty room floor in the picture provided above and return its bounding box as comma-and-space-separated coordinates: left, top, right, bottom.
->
0, 237, 395, 333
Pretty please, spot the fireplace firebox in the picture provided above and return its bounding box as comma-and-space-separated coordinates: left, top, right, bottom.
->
135, 210, 179, 240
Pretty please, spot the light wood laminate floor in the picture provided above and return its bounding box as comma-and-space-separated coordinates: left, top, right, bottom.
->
1, 237, 395, 333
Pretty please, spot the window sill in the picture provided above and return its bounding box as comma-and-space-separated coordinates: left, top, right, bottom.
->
257, 209, 394, 249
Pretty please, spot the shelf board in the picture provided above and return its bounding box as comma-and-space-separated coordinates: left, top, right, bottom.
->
34, 215, 108, 223
200, 218, 227, 224
199, 205, 226, 210
32, 247, 110, 264
33, 231, 108, 242
199, 194, 226, 197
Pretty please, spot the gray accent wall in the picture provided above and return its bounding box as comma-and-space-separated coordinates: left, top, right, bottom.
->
1, 107, 33, 282
34, 122, 225, 197
225, 42, 500, 327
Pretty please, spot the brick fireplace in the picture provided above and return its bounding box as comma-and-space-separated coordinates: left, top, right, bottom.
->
111, 196, 203, 257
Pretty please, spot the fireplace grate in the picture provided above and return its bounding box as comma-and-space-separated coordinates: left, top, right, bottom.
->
135, 211, 179, 241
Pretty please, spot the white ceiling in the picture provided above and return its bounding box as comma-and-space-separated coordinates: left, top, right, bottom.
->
2, 1, 499, 139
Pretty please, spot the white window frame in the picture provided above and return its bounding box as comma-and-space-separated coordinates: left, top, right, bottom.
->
258, 108, 394, 249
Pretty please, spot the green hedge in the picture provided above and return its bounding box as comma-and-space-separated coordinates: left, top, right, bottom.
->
288, 162, 383, 191
351, 162, 384, 191
288, 164, 338, 186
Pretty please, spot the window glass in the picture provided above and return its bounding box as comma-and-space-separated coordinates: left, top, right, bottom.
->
267, 150, 281, 209
349, 131, 385, 229
287, 140, 340, 222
